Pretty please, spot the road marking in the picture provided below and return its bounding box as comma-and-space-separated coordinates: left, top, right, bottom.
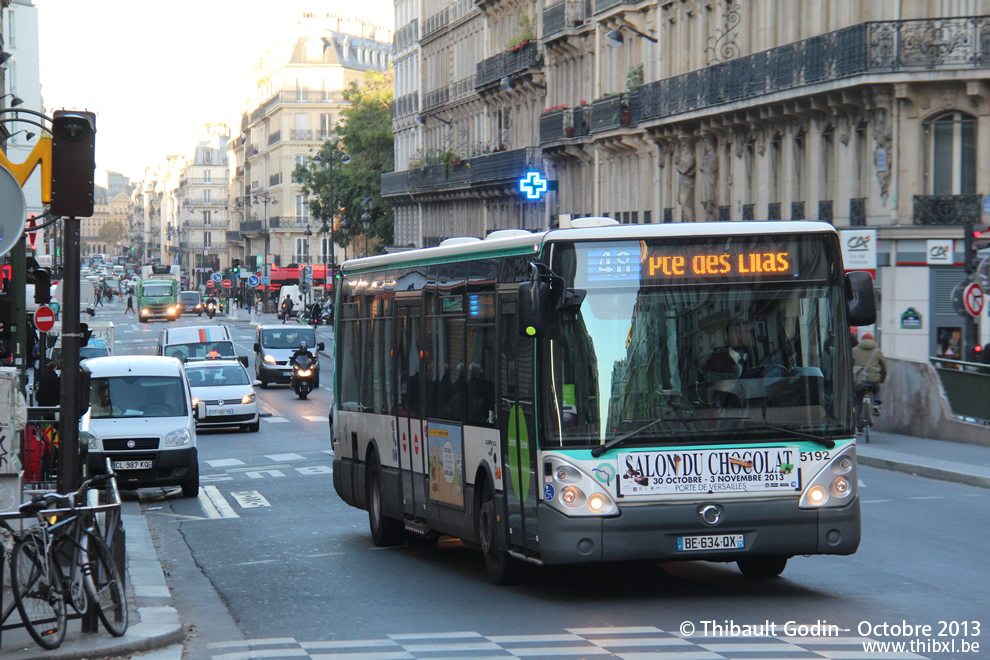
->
304, 416, 325, 422
909, 496, 942, 500
198, 486, 240, 519
232, 559, 281, 567
206, 458, 245, 468
265, 453, 306, 461
227, 464, 290, 473
861, 499, 891, 504
323, 450, 334, 455
263, 417, 290, 423
246, 470, 286, 479
230, 490, 271, 508
296, 466, 332, 475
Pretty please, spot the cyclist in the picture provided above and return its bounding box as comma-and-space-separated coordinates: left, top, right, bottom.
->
852, 332, 888, 429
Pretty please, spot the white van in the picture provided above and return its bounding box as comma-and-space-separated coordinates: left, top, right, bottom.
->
156, 325, 245, 366
81, 355, 199, 497
276, 285, 305, 313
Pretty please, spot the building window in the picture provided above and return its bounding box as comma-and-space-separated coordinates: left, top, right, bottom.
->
925, 111, 976, 195
204, 149, 212, 164
203, 210, 212, 225
204, 189, 211, 204
295, 237, 310, 262
204, 170, 212, 183
321, 237, 332, 263
204, 232, 213, 247
296, 195, 310, 220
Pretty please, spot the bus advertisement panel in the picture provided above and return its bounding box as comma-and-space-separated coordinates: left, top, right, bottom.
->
331, 221, 875, 584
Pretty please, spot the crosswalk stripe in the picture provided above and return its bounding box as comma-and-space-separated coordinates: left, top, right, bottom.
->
264, 417, 290, 423
201, 485, 240, 518
265, 453, 305, 461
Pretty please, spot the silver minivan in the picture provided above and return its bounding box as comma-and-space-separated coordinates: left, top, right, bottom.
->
254, 324, 324, 388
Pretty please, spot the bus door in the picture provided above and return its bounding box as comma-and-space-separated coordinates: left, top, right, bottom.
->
395, 294, 427, 522
497, 298, 540, 557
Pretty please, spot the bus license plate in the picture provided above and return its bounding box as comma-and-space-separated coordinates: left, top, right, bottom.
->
208, 408, 234, 416
677, 534, 745, 552
113, 460, 153, 470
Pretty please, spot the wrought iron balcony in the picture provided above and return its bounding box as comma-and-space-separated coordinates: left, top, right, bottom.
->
268, 131, 281, 146
393, 19, 419, 50
639, 16, 990, 123
381, 148, 537, 197
226, 231, 243, 243
543, 0, 592, 38
540, 107, 591, 144
423, 87, 449, 111
290, 129, 312, 141
540, 110, 566, 143
476, 41, 542, 90
589, 93, 639, 133
240, 221, 265, 234
913, 194, 981, 225
423, 8, 449, 39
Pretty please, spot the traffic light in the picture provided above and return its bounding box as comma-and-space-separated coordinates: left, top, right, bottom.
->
965, 222, 990, 274
50, 110, 97, 217
231, 258, 240, 276
32, 268, 51, 304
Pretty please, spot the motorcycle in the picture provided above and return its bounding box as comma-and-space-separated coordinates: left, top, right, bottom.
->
320, 305, 334, 326
206, 301, 217, 319
291, 353, 315, 399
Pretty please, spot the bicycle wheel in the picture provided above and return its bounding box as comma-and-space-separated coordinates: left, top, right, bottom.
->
862, 392, 872, 444
10, 531, 67, 650
80, 530, 129, 636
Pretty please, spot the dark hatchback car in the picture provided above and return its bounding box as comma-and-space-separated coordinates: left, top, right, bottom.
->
178, 291, 203, 316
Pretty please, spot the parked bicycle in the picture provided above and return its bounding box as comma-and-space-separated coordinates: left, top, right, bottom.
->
0, 471, 128, 650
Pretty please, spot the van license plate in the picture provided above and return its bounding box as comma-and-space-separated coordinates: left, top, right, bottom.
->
113, 460, 152, 470
676, 534, 745, 552
208, 408, 234, 416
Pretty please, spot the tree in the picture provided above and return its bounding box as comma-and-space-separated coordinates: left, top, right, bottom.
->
294, 67, 394, 255
98, 219, 128, 246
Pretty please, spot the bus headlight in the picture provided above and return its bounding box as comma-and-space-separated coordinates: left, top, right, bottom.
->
799, 444, 858, 509
141, 308, 150, 316
167, 306, 177, 315
542, 456, 616, 516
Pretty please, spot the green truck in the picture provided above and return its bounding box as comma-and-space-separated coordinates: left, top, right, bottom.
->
137, 265, 181, 323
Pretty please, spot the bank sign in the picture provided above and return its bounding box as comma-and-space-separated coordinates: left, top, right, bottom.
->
616, 446, 800, 496
840, 229, 877, 270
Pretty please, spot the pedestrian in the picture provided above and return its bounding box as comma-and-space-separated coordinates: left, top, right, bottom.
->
851, 333, 888, 429
125, 291, 135, 314
36, 361, 60, 407
280, 295, 294, 323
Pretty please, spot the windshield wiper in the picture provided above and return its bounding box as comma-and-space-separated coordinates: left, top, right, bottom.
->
742, 424, 835, 449
590, 416, 751, 457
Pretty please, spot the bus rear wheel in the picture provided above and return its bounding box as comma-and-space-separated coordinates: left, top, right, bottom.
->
477, 482, 523, 585
736, 556, 788, 578
367, 453, 404, 547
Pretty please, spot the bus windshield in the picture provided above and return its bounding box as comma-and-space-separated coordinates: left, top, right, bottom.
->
545, 235, 853, 449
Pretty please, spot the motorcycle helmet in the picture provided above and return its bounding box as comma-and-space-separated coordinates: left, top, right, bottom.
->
299, 341, 308, 351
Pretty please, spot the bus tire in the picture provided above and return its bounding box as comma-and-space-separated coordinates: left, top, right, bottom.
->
477, 481, 522, 585
367, 453, 404, 547
736, 556, 787, 578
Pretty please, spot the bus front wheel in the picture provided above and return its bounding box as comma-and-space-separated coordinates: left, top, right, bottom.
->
367, 453, 404, 547
736, 556, 787, 578
477, 482, 523, 585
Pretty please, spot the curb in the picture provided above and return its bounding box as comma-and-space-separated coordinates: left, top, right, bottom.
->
858, 454, 990, 490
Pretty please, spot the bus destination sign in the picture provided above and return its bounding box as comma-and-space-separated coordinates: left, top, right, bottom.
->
645, 250, 794, 280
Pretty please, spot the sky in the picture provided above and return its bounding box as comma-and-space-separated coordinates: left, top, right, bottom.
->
36, 0, 393, 183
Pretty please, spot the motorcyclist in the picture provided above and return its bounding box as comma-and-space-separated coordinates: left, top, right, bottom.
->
206, 293, 218, 318
290, 340, 314, 367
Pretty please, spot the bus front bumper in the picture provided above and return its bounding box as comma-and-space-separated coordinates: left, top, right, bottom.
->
536, 496, 860, 565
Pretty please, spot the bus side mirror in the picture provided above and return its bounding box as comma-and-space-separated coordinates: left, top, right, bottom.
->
518, 280, 552, 338
846, 271, 877, 326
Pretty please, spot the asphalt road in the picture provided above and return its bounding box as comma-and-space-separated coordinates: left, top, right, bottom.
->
101, 305, 989, 660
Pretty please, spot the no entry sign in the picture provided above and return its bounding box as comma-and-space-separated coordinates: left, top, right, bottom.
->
35, 305, 56, 333
222, 280, 232, 289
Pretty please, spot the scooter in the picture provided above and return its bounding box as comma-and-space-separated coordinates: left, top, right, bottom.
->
206, 301, 217, 319
291, 353, 315, 399
320, 305, 334, 326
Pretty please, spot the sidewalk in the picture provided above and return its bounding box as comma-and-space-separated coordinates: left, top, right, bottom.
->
857, 429, 990, 489
1, 500, 184, 659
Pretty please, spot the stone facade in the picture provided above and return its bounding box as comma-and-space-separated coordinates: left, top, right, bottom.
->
386, 0, 990, 362
227, 14, 391, 275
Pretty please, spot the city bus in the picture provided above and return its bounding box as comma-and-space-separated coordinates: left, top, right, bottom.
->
331, 220, 876, 584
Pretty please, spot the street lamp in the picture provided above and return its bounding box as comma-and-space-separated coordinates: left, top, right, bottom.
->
252, 191, 277, 285
311, 151, 350, 287
361, 209, 372, 258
